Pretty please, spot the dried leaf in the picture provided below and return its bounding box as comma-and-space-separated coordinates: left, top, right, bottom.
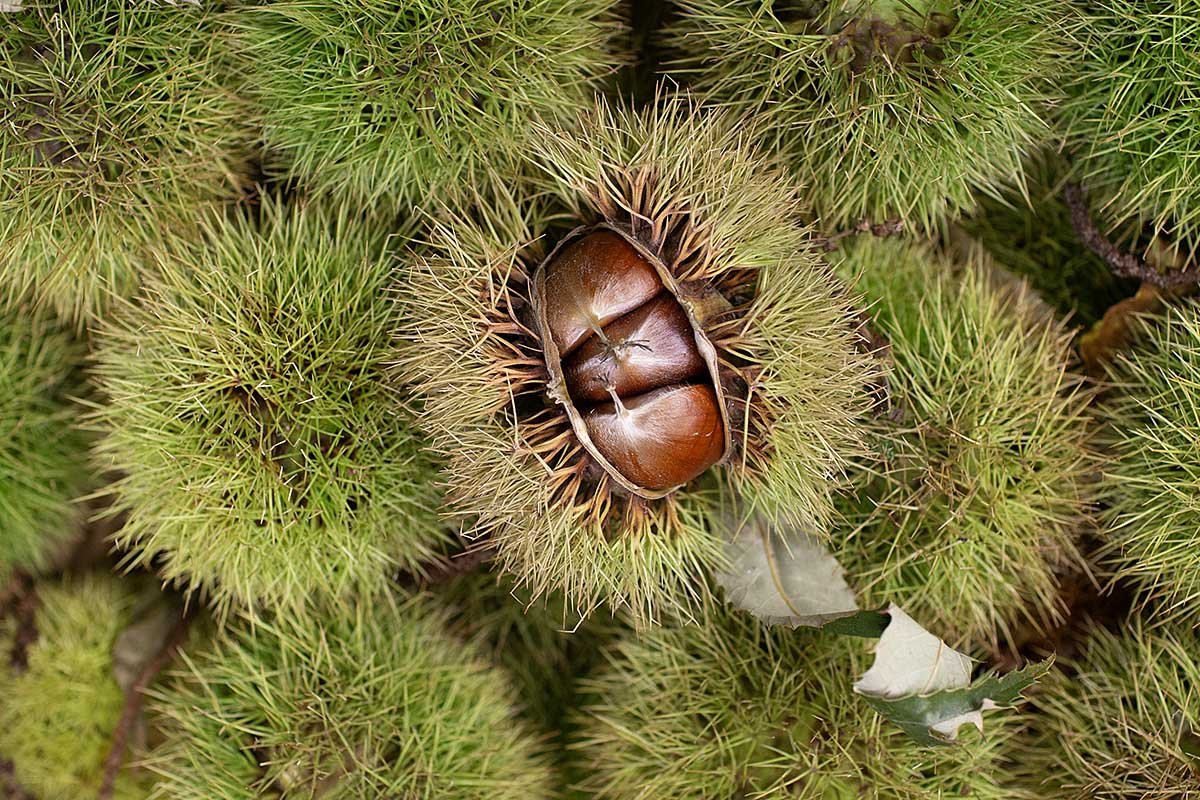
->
1078, 282, 1167, 372
854, 605, 1048, 745
854, 605, 972, 697
112, 601, 178, 695
715, 513, 858, 628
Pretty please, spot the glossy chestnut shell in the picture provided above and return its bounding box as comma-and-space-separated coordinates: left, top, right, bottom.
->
533, 225, 731, 497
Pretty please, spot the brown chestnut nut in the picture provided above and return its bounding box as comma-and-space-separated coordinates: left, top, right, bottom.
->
562, 293, 706, 403
582, 384, 726, 491
541, 230, 663, 358
534, 225, 731, 498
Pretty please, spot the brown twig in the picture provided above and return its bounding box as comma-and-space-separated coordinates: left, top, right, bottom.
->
97, 608, 195, 800
396, 541, 498, 591
1063, 182, 1199, 288
817, 217, 904, 251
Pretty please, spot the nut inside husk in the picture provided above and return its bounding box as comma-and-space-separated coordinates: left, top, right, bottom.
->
532, 224, 732, 498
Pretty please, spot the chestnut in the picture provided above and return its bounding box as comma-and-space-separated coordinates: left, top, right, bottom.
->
583, 384, 726, 491
562, 293, 707, 403
533, 225, 731, 497
541, 230, 663, 358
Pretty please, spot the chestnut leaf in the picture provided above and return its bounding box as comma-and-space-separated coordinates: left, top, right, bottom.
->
716, 516, 1047, 746
854, 605, 1050, 746
714, 513, 858, 628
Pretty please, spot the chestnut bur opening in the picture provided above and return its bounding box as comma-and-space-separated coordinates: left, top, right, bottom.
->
534, 227, 732, 496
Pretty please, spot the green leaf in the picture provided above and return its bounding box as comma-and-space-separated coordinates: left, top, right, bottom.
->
859, 662, 1049, 746
854, 605, 1049, 746
823, 609, 891, 638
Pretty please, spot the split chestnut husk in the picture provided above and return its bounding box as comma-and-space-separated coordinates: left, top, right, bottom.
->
534, 226, 732, 496
395, 99, 875, 624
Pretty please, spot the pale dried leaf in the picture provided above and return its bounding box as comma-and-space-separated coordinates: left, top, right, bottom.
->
854, 604, 972, 698
854, 606, 1048, 745
715, 513, 858, 627
112, 602, 178, 694
111, 597, 179, 752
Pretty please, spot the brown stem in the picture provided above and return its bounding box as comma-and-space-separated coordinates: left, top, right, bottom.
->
817, 217, 904, 251
1063, 182, 1199, 288
97, 608, 195, 800
396, 541, 498, 591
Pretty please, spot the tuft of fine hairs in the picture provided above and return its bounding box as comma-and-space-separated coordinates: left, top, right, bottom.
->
0, 574, 157, 800
1099, 299, 1200, 623
957, 151, 1137, 327
1014, 617, 1200, 799
572, 599, 1033, 799
1059, 0, 1200, 264
229, 0, 625, 208
147, 592, 556, 800
0, 0, 252, 324
663, 0, 1079, 233
0, 308, 89, 580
